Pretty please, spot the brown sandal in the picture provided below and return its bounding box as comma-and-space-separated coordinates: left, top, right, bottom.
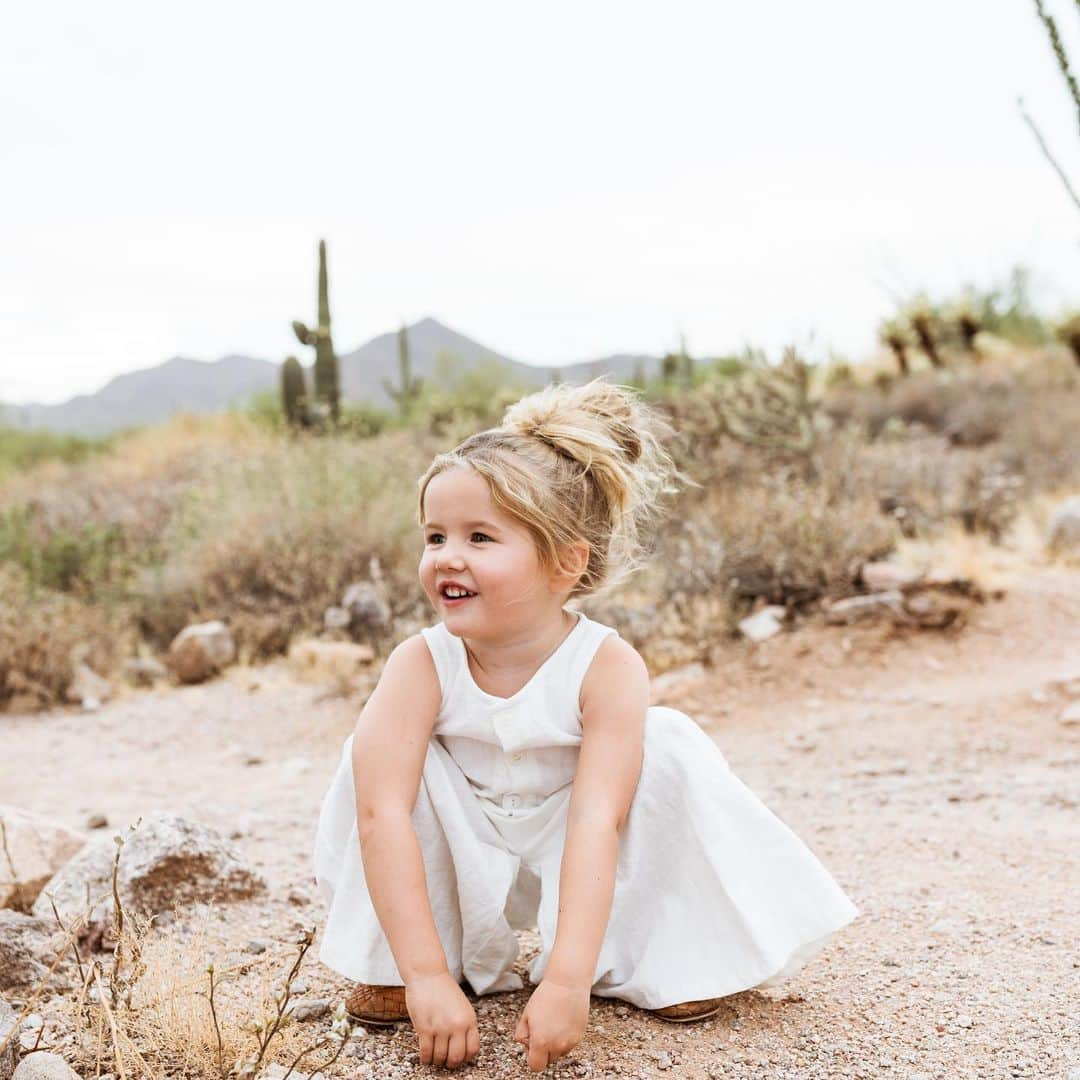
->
343, 983, 410, 1026
649, 997, 724, 1023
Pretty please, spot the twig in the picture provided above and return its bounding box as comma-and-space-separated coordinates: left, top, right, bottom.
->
1018, 97, 1080, 213
0, 817, 19, 886
48, 894, 87, 986
207, 964, 225, 1079
91, 965, 128, 1080
1034, 0, 1080, 131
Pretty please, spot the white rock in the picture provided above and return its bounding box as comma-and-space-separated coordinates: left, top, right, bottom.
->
1061, 702, 1080, 727
0, 806, 86, 911
1046, 496, 1080, 555
11, 1051, 81, 1079
738, 606, 786, 643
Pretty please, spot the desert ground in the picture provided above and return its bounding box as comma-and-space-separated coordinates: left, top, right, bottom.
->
3, 564, 1078, 1079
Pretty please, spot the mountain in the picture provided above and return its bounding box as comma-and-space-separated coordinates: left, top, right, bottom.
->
0, 318, 663, 436
0, 354, 279, 438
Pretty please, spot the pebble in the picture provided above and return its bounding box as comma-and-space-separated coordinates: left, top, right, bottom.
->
85, 812, 108, 829
287, 998, 330, 1022
245, 939, 269, 954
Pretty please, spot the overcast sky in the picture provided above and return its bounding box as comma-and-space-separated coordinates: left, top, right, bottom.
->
2, 0, 1077, 406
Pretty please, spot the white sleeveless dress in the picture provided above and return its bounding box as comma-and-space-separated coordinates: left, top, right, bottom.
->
313, 609, 859, 1010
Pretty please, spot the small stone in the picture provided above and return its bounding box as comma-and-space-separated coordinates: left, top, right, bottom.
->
653, 1050, 673, 1070
245, 939, 268, 954
614, 1005, 630, 1018
85, 813, 108, 829
287, 889, 311, 906
288, 998, 330, 1022
956, 1014, 974, 1028
290, 980, 308, 994
1061, 702, 1080, 727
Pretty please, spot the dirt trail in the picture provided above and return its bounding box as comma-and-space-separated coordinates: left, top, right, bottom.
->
3, 565, 1078, 1079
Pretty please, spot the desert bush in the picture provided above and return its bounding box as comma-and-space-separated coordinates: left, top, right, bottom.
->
0, 562, 128, 710
0, 424, 114, 480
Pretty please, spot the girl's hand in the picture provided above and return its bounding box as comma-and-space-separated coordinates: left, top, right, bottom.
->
405, 971, 480, 1070
512, 977, 591, 1072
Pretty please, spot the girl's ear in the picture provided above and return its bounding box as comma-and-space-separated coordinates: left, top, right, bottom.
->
550, 540, 590, 592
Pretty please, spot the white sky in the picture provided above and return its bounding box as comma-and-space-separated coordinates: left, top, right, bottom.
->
2, 0, 1078, 405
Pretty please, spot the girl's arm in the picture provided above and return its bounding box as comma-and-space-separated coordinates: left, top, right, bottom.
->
513, 636, 648, 1072
351, 634, 479, 1070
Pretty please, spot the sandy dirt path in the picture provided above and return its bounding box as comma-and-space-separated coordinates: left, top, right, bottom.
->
3, 565, 1078, 1079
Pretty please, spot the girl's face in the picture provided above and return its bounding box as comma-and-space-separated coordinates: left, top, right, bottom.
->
419, 466, 565, 638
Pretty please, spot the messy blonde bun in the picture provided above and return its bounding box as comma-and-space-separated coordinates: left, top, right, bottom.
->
417, 377, 685, 598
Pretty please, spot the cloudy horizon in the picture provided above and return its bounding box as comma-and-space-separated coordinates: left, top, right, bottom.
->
2, 0, 1077, 407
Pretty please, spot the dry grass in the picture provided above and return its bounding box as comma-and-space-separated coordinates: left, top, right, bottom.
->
3, 827, 352, 1080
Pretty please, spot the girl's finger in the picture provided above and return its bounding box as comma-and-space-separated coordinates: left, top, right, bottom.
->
419, 1031, 434, 1067
447, 1031, 467, 1069
432, 1032, 450, 1069
466, 1024, 481, 1062
527, 1041, 549, 1072
513, 1014, 529, 1042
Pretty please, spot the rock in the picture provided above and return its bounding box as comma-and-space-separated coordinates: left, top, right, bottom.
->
85, 814, 107, 830
122, 656, 168, 688
245, 939, 268, 955
30, 811, 265, 943
63, 663, 112, 709
859, 561, 921, 591
738, 606, 786, 643
653, 1050, 673, 1070
0, 807, 86, 912
0, 911, 57, 994
1061, 702, 1080, 727
287, 998, 331, 1022
1, 997, 18, 1080
323, 605, 351, 632
1047, 496, 1080, 555
286, 890, 310, 907
823, 591, 905, 624
167, 621, 236, 685
649, 663, 707, 704
11, 1054, 81, 1080
341, 582, 392, 639
259, 1066, 326, 1080
286, 640, 375, 686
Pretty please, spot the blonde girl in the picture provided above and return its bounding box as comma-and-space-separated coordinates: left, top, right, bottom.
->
313, 378, 858, 1072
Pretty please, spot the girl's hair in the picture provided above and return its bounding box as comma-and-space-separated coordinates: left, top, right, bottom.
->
417, 377, 684, 598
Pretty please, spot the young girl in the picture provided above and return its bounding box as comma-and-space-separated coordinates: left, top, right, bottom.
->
313, 378, 859, 1072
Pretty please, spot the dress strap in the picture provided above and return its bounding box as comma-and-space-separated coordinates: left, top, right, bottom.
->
561, 616, 620, 715
419, 624, 459, 699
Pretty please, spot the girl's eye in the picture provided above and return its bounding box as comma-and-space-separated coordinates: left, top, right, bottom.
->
424, 533, 492, 544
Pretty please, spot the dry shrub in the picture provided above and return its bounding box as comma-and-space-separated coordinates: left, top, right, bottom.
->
0, 563, 130, 710
51, 901, 348, 1080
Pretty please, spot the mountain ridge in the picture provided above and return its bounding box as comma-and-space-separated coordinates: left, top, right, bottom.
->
0, 317, 662, 437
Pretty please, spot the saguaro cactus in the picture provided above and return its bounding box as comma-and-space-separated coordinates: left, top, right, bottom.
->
382, 321, 424, 416
292, 239, 341, 422
280, 355, 308, 427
